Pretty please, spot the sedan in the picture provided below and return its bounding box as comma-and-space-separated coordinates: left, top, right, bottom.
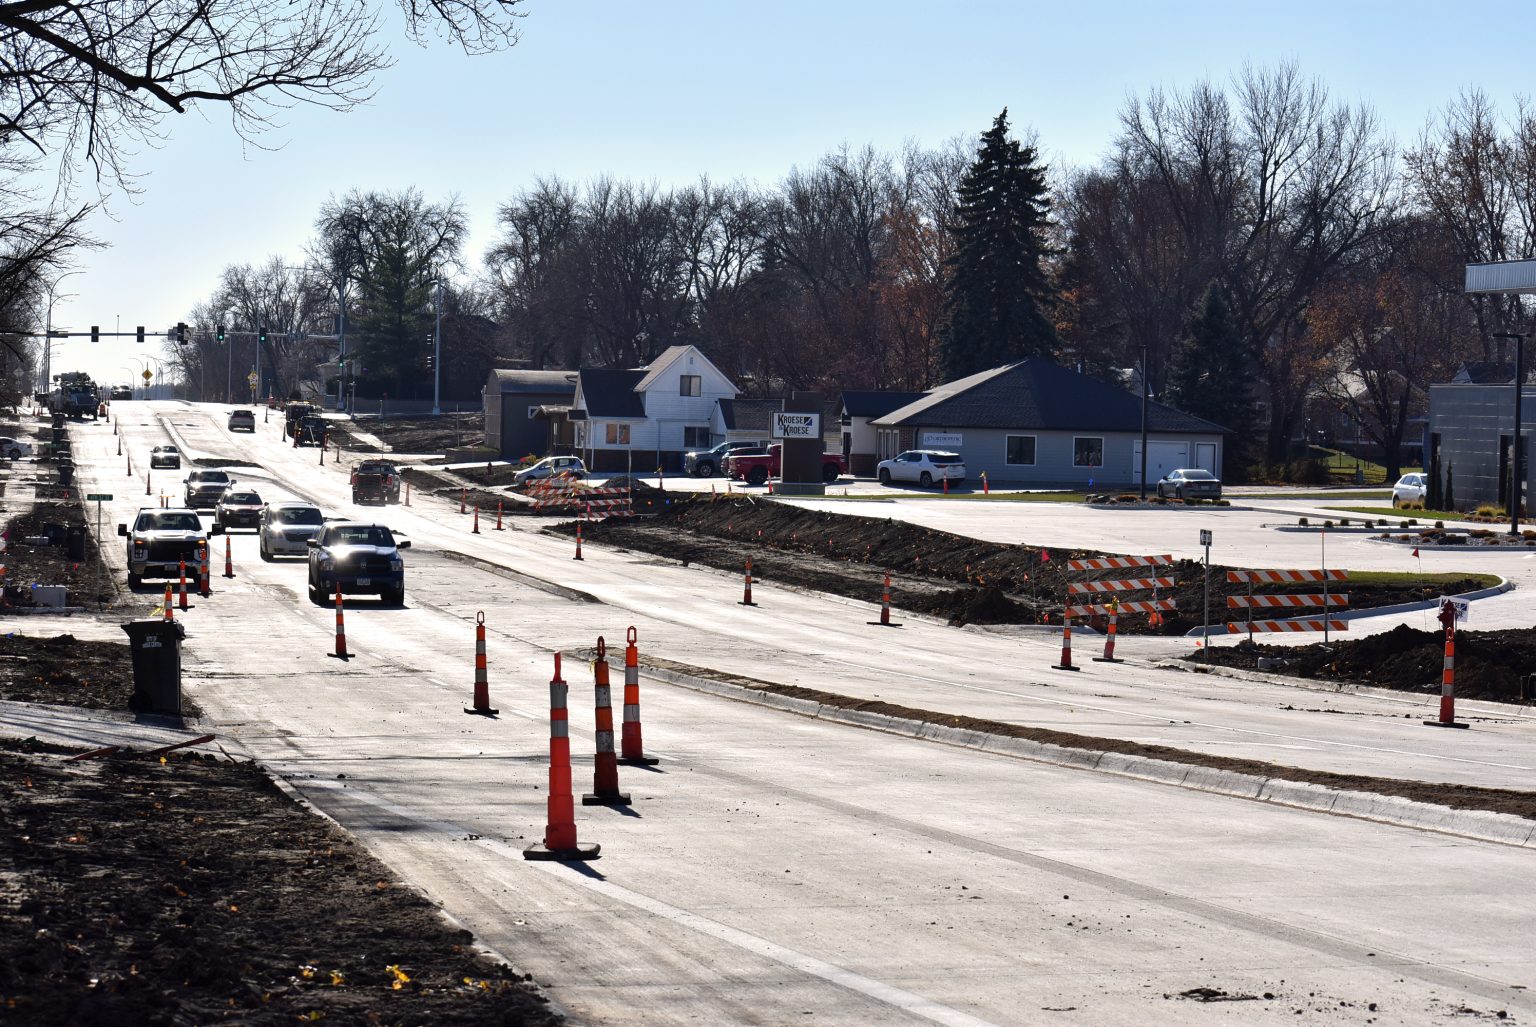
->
259, 502, 325, 560
1156, 468, 1222, 500
1391, 473, 1427, 508
876, 450, 966, 488
214, 489, 265, 531
513, 455, 587, 485
149, 445, 181, 469
0, 436, 33, 459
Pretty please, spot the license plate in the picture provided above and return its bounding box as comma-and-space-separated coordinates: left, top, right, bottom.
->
355, 577, 370, 586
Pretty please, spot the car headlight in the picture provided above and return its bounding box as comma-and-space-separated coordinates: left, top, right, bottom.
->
317, 554, 333, 568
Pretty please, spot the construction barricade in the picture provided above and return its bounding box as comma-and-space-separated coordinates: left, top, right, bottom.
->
1063, 555, 1176, 664
1225, 569, 1348, 640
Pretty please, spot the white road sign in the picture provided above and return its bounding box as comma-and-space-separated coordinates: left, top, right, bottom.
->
771, 412, 821, 439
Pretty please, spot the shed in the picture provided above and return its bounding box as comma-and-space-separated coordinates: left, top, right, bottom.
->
484, 369, 578, 460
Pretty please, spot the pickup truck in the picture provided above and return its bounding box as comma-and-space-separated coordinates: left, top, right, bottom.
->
307, 522, 410, 605
724, 444, 847, 486
351, 460, 401, 505
118, 507, 223, 586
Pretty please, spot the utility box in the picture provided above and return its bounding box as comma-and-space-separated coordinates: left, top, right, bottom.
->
122, 620, 186, 717
66, 524, 86, 562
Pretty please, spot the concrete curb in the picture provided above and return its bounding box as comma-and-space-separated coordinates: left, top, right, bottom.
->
630, 660, 1536, 849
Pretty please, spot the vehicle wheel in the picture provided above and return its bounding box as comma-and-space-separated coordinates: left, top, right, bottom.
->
259, 537, 272, 562
6, 448, 18, 459
878, 468, 891, 485
1391, 495, 1401, 508
822, 463, 839, 483
383, 586, 405, 606
696, 461, 715, 478
308, 579, 325, 606
919, 471, 933, 488
747, 467, 769, 487
352, 492, 360, 505
127, 570, 141, 588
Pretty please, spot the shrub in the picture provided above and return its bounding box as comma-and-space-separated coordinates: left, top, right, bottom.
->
1299, 517, 1309, 526
1475, 504, 1502, 519
1216, 499, 1230, 506
1399, 520, 1410, 529
1116, 493, 1140, 502
1288, 458, 1331, 485
1470, 529, 1495, 539
1523, 530, 1536, 540
1323, 520, 1335, 528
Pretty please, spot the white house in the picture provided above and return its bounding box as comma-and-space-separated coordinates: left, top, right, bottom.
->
571, 345, 739, 472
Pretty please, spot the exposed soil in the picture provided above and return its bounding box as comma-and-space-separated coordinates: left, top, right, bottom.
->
330, 413, 486, 455
554, 495, 1488, 634
0, 633, 203, 716
1192, 624, 1536, 702
0, 736, 558, 1026
2, 502, 119, 611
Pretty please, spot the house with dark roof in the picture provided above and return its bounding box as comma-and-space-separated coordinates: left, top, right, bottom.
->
571, 345, 739, 471
839, 391, 926, 476
711, 397, 780, 446
871, 359, 1229, 487
483, 369, 579, 459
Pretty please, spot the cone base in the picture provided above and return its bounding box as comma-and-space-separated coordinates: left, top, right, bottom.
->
1422, 720, 1470, 729
866, 621, 902, 627
1051, 664, 1080, 672
618, 755, 660, 766
582, 792, 632, 806
328, 652, 352, 661
1091, 657, 1123, 663
464, 707, 500, 716
739, 600, 757, 607
523, 841, 600, 861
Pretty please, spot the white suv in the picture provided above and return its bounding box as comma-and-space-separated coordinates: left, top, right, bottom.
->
228, 409, 256, 431
876, 450, 966, 488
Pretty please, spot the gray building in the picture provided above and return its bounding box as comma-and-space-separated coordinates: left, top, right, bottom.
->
871, 359, 1228, 488
484, 369, 578, 459
1427, 381, 1534, 511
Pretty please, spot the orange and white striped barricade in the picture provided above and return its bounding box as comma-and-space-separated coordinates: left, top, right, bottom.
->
1425, 600, 1469, 729
583, 637, 632, 806
1223, 619, 1348, 633
618, 627, 658, 766
867, 571, 900, 627
524, 653, 600, 861
1227, 569, 1349, 642
1065, 557, 1174, 646
464, 611, 498, 716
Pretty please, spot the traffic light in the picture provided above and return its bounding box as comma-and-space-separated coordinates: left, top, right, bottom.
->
90, 325, 99, 343
135, 325, 144, 344
216, 325, 225, 342
175, 322, 187, 345
258, 329, 268, 345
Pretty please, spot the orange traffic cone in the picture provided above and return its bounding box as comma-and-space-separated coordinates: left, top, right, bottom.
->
198, 543, 211, 597
524, 653, 600, 861
224, 535, 234, 578
177, 560, 189, 610
464, 611, 498, 715
162, 584, 174, 621
583, 637, 632, 806
329, 581, 349, 660
573, 522, 584, 561
459, 488, 467, 514
1092, 609, 1122, 663
739, 558, 757, 606
618, 626, 658, 766
1425, 618, 1469, 729
472, 505, 480, 534
868, 571, 900, 627
495, 502, 504, 530
145, 471, 151, 495
404, 480, 412, 506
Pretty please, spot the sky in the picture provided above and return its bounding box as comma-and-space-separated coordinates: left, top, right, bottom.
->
39, 0, 1536, 388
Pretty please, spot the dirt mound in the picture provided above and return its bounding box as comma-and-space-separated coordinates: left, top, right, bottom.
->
905, 586, 1035, 626
1195, 624, 1536, 702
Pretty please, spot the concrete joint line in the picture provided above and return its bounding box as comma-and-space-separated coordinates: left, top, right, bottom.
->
432, 548, 602, 604
637, 661, 1536, 849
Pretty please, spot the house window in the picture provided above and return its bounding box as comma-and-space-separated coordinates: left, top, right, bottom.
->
683, 426, 710, 448
1006, 435, 1037, 466
605, 423, 630, 445
1073, 437, 1103, 468
679, 375, 701, 397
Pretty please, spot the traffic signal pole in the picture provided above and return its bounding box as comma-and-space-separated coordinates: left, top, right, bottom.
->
433, 279, 443, 415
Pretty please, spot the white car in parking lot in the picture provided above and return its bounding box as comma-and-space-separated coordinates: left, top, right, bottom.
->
1392, 473, 1427, 508
876, 450, 966, 488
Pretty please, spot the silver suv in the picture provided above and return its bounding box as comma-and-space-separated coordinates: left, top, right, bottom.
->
184, 469, 235, 508
228, 409, 256, 431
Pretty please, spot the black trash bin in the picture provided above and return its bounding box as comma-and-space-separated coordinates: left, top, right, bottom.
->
57, 461, 74, 487
122, 620, 186, 716
51, 426, 65, 443
66, 524, 86, 562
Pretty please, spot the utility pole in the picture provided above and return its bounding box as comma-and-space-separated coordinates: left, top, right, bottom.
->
1495, 332, 1527, 535
433, 279, 443, 415
1139, 340, 1149, 499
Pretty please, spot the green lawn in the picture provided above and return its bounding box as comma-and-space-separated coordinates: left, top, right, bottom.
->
1345, 569, 1502, 588
1309, 446, 1420, 487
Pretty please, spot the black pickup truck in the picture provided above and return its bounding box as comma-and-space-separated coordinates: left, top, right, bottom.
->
351, 460, 401, 505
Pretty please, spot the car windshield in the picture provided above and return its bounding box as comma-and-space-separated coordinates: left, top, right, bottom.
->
156, 446, 177, 454
224, 493, 261, 505
271, 506, 323, 525
330, 526, 394, 547
197, 472, 230, 484
139, 513, 201, 532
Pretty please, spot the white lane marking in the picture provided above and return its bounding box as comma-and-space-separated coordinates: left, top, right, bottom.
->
291, 778, 999, 1027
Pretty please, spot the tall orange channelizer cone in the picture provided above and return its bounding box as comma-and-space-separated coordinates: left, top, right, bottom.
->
1053, 614, 1079, 671
573, 522, 584, 561
524, 653, 600, 861
982, 471, 989, 495
328, 581, 350, 660
868, 571, 901, 627
495, 502, 504, 530
471, 505, 481, 534
464, 611, 499, 716
198, 544, 211, 597
162, 584, 174, 622
459, 488, 467, 514
1092, 601, 1123, 664
942, 475, 949, 495
739, 557, 757, 606
223, 534, 234, 578
126, 454, 132, 477
1425, 602, 1470, 729
116, 433, 121, 456
583, 637, 632, 805
319, 433, 326, 465
618, 626, 658, 767
177, 560, 189, 610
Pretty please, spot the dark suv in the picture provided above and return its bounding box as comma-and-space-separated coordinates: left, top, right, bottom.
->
684, 441, 765, 477
183, 469, 235, 508
306, 522, 410, 605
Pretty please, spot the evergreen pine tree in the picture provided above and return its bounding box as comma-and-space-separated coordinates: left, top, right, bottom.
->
937, 109, 1058, 380
1444, 463, 1455, 512
1426, 448, 1442, 511
1164, 283, 1256, 462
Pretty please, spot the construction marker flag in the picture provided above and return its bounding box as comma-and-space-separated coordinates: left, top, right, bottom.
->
1412, 548, 1420, 557
1041, 548, 1052, 562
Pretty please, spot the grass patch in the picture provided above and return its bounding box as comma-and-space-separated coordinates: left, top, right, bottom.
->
1345, 570, 1502, 589
1245, 490, 1392, 500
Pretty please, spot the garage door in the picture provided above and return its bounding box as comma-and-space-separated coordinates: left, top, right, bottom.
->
1132, 440, 1188, 486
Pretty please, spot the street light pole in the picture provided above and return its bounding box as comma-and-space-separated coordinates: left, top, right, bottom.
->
433, 278, 443, 415
41, 270, 84, 394
1138, 340, 1149, 499
1495, 332, 1527, 535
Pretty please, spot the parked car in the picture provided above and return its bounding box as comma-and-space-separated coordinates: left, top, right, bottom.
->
875, 450, 966, 488
0, 436, 33, 459
214, 489, 265, 531
513, 455, 587, 485
228, 409, 256, 432
307, 522, 410, 605
183, 469, 235, 508
351, 460, 401, 505
117, 507, 222, 587
1156, 468, 1222, 500
1392, 472, 1427, 508
684, 441, 765, 477
149, 444, 181, 469
259, 502, 325, 560
725, 444, 848, 486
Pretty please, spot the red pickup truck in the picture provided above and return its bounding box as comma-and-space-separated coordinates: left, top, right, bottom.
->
724, 444, 847, 486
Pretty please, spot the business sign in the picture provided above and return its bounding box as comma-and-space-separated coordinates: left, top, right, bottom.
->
922, 432, 963, 447
771, 412, 821, 439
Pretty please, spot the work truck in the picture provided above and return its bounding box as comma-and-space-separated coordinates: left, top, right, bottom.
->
351, 460, 402, 505
723, 444, 847, 486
